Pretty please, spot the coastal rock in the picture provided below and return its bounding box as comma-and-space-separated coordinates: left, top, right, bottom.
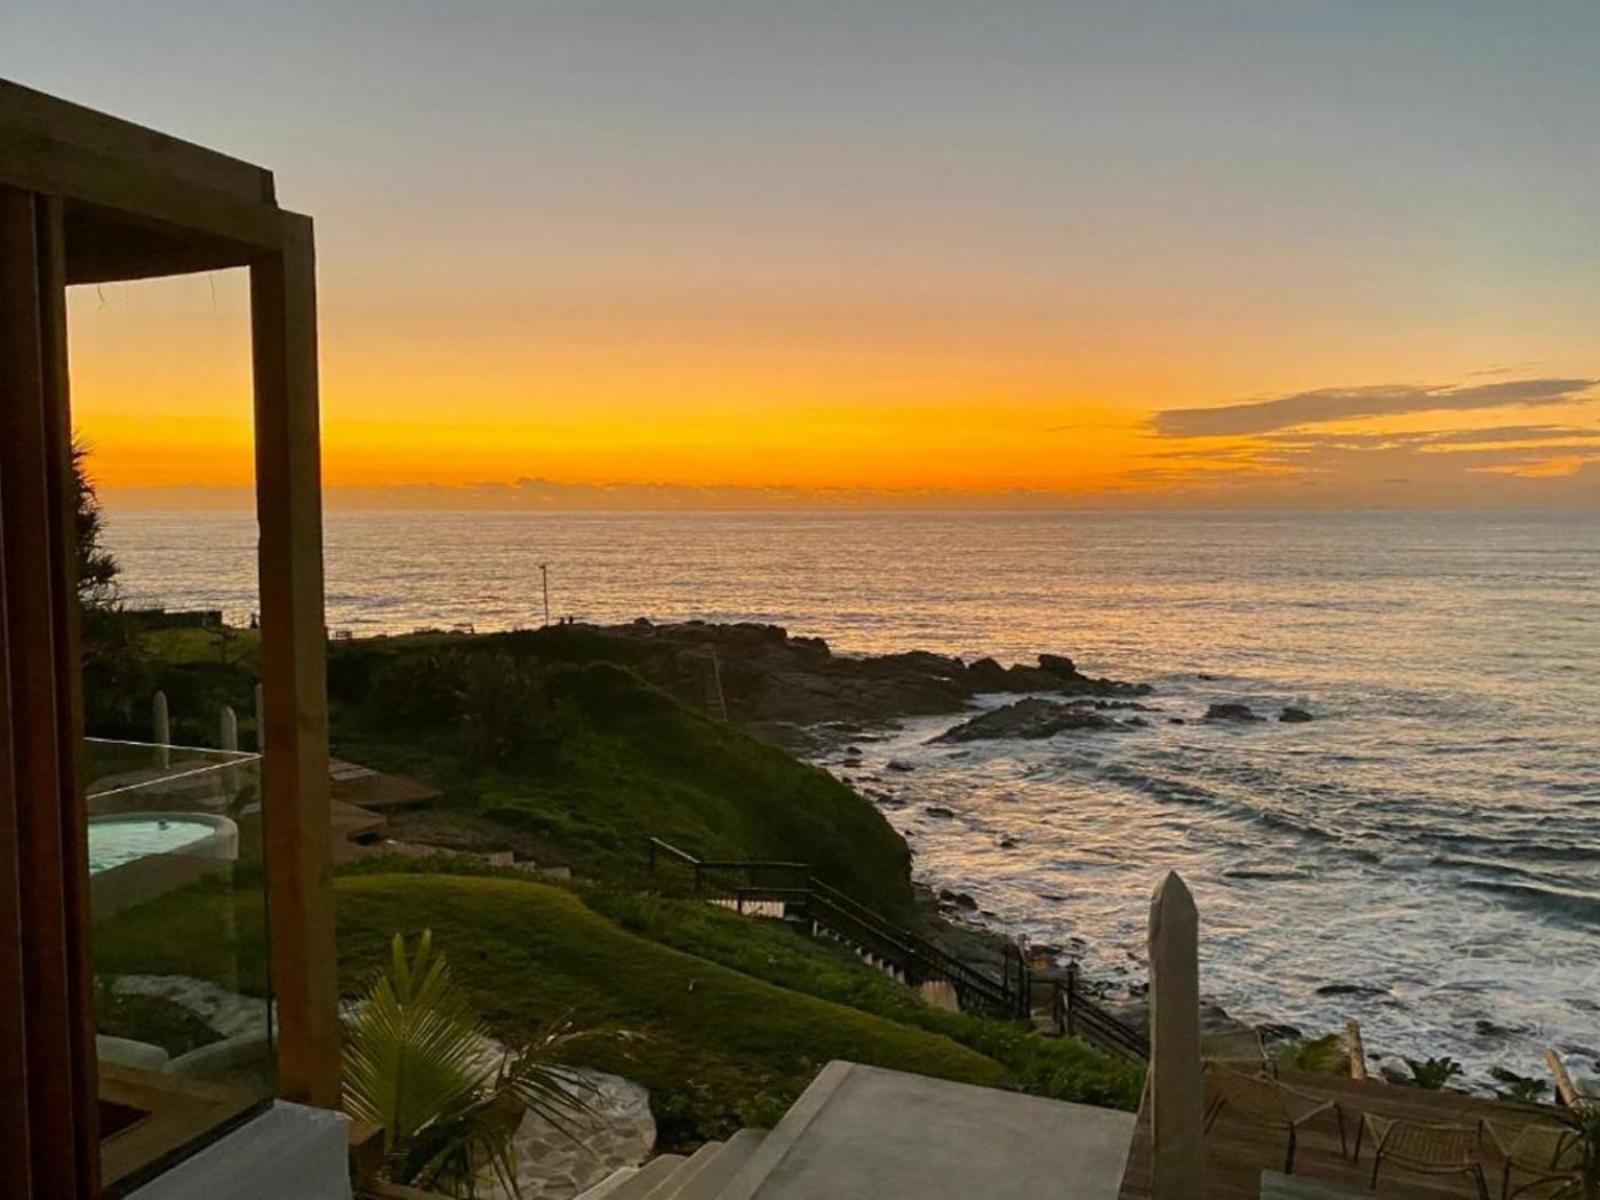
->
886, 759, 916, 772
928, 698, 1126, 744
965, 657, 1013, 691
1037, 653, 1078, 677
937, 890, 979, 912
1205, 703, 1264, 722
1279, 706, 1315, 723
924, 805, 955, 819
566, 619, 1151, 730
1315, 983, 1392, 999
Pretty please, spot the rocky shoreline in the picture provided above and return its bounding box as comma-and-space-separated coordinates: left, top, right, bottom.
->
537, 620, 1583, 1092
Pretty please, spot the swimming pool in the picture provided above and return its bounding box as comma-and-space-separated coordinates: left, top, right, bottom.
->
87, 814, 238, 874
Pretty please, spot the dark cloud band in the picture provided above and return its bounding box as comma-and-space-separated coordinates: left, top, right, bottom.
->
1155, 378, 1598, 438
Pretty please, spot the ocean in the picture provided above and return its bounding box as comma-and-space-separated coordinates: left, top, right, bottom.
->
103, 507, 1600, 1088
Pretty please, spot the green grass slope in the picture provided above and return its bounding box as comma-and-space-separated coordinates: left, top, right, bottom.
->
96, 871, 1004, 1147
328, 636, 912, 914
337, 874, 1004, 1143
585, 886, 1144, 1111
113, 629, 913, 912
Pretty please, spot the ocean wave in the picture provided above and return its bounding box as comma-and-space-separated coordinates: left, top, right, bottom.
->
1459, 880, 1600, 928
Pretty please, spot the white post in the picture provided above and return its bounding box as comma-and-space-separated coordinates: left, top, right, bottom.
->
152, 690, 170, 768
1149, 870, 1205, 1199
1346, 1018, 1368, 1080
220, 704, 239, 799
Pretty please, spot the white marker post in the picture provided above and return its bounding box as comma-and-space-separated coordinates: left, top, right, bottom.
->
153, 690, 171, 768
1149, 870, 1206, 1199
220, 704, 239, 798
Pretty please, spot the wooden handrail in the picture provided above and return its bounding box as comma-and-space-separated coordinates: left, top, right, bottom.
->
646, 835, 1025, 1018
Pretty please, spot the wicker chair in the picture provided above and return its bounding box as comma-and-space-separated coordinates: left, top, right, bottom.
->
1203, 1062, 1346, 1173
1355, 1113, 1491, 1200
1489, 1119, 1584, 1200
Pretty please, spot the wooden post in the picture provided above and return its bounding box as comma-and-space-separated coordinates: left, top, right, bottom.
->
1547, 1049, 1580, 1109
0, 185, 99, 1198
254, 681, 265, 753
1346, 1019, 1368, 1080
252, 212, 340, 1108
153, 689, 171, 766
1148, 870, 1205, 1199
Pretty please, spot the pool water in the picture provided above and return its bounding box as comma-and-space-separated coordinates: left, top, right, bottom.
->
88, 816, 217, 874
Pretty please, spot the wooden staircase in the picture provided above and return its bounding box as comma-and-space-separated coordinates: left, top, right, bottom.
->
647, 836, 1150, 1062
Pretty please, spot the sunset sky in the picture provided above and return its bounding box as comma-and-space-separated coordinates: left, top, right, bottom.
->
6, 2, 1598, 508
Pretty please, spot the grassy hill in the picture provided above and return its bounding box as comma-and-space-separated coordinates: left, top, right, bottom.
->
108, 627, 914, 914
326, 634, 914, 915
94, 627, 1139, 1147
96, 870, 1016, 1146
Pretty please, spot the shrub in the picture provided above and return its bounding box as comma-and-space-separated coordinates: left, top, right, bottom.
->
1405, 1056, 1464, 1090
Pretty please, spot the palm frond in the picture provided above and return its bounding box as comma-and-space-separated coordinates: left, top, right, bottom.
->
343, 931, 596, 1199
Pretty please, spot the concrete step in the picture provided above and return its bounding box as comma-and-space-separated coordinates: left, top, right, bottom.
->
636, 1138, 724, 1199
572, 1166, 639, 1200
715, 1060, 1135, 1200
597, 1154, 686, 1200
666, 1130, 768, 1200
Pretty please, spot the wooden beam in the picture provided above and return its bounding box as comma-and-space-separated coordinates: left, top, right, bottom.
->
0, 391, 35, 1200
0, 133, 282, 253
0, 79, 275, 204
63, 199, 254, 285
251, 211, 341, 1108
0, 184, 88, 1199
37, 192, 101, 1197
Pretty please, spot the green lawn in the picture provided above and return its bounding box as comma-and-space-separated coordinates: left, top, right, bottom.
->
94, 868, 1138, 1146
327, 639, 913, 915
125, 628, 914, 914
98, 629, 1140, 1148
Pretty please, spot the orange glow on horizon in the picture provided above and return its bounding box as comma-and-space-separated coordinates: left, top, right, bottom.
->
64, 273, 1600, 508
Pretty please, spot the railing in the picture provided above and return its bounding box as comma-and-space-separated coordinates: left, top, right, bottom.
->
1049, 963, 1150, 1061
646, 837, 1026, 1019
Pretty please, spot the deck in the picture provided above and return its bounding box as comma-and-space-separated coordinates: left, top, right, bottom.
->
1118, 1069, 1561, 1199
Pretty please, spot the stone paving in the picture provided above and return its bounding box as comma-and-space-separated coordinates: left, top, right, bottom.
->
486, 1068, 656, 1200
110, 973, 271, 1037
108, 977, 656, 1200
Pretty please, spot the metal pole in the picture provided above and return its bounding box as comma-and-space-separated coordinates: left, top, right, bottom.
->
539, 563, 550, 627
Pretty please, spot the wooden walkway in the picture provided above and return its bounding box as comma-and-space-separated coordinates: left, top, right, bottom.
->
1118, 1069, 1561, 1199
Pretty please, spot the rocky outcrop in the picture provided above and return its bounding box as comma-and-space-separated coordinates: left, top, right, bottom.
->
1204, 703, 1264, 722
1279, 706, 1314, 723
540, 619, 1150, 731
929, 698, 1129, 744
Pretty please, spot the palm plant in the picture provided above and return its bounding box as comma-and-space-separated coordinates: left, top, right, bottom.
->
1404, 1055, 1464, 1090
343, 930, 592, 1197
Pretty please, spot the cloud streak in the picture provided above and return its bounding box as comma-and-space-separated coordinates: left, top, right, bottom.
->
1155, 378, 1598, 438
